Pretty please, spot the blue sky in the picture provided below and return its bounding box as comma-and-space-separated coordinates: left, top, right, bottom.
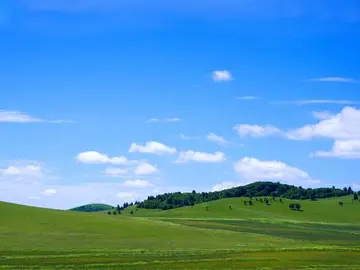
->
1, 0, 360, 209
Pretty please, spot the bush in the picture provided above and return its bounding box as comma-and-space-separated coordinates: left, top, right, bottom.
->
339, 201, 344, 206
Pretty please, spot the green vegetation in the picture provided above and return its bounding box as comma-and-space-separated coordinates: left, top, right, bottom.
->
1, 185, 360, 269
70, 203, 114, 213
137, 181, 352, 210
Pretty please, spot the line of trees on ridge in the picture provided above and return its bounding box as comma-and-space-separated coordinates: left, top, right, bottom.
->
136, 181, 357, 210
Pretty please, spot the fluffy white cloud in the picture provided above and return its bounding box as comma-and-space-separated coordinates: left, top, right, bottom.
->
312, 111, 333, 120
0, 164, 43, 177
206, 133, 230, 146
129, 141, 177, 155
76, 151, 128, 165
134, 163, 158, 175
309, 77, 357, 83
104, 167, 128, 177
123, 179, 153, 188
0, 110, 71, 123
234, 157, 318, 186
176, 151, 226, 163
212, 70, 232, 81
314, 140, 360, 159
146, 118, 181, 123
234, 124, 281, 138
287, 107, 360, 141
43, 188, 57, 196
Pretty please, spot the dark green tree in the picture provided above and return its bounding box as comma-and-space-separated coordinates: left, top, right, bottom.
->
339, 201, 344, 206
130, 210, 134, 215
354, 193, 358, 201
107, 211, 111, 215
116, 204, 121, 214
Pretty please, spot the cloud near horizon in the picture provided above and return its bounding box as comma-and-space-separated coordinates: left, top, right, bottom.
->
0, 110, 72, 123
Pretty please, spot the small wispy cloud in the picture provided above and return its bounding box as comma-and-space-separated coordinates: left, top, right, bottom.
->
206, 133, 230, 146
312, 111, 333, 120
272, 100, 360, 105
0, 110, 72, 123
212, 70, 233, 82
146, 118, 181, 123
237, 96, 259, 100
178, 133, 201, 140
308, 77, 358, 83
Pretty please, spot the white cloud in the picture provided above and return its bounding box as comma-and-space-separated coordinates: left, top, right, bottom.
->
129, 141, 177, 155
313, 140, 360, 159
352, 183, 360, 191
312, 111, 333, 120
146, 118, 181, 123
206, 133, 230, 146
178, 133, 200, 140
123, 179, 153, 188
0, 164, 43, 177
43, 188, 57, 196
237, 96, 259, 100
211, 181, 237, 192
75, 151, 128, 165
212, 70, 232, 82
309, 77, 357, 83
0, 110, 71, 123
234, 157, 318, 186
134, 162, 158, 175
234, 124, 281, 138
176, 151, 226, 163
286, 107, 360, 141
104, 167, 128, 177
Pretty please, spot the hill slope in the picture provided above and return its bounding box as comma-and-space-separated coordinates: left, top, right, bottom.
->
128, 196, 360, 223
70, 203, 114, 212
137, 181, 354, 210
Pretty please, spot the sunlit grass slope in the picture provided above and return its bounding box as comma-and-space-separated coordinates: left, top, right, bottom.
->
131, 196, 360, 223
0, 201, 295, 252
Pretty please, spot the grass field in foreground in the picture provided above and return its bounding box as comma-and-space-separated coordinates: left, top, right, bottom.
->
1, 198, 360, 269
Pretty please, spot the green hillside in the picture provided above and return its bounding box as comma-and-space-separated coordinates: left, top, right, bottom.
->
70, 203, 114, 212
132, 195, 360, 223
1, 197, 360, 269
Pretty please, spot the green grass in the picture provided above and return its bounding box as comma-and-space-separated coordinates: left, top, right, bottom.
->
1, 197, 360, 269
130, 195, 360, 223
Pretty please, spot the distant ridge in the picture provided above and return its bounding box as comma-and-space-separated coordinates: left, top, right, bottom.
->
137, 181, 355, 210
70, 203, 114, 212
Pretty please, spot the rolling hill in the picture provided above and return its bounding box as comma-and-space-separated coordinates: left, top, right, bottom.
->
70, 203, 114, 212
1, 194, 360, 269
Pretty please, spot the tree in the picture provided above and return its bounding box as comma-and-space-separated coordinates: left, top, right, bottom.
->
248, 200, 253, 206
229, 205, 232, 210
116, 204, 121, 214
294, 203, 301, 211
243, 201, 247, 206
289, 203, 295, 210
354, 193, 359, 201
112, 211, 117, 215
279, 198, 283, 203
130, 210, 134, 215
107, 211, 111, 215
339, 201, 344, 206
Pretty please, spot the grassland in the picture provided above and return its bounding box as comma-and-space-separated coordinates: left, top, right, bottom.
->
1, 196, 360, 269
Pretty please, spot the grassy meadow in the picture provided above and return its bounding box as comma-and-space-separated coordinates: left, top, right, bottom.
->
1, 196, 360, 269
